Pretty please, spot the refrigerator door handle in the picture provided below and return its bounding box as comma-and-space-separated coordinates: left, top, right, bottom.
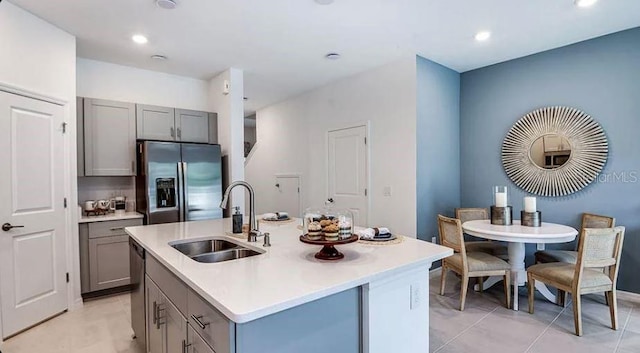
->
182, 162, 189, 221
177, 162, 185, 222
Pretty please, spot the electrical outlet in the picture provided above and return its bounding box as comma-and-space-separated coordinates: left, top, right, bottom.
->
410, 283, 421, 310
383, 186, 392, 197
431, 236, 437, 244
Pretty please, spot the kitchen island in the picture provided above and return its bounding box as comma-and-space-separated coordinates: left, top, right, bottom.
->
126, 218, 452, 353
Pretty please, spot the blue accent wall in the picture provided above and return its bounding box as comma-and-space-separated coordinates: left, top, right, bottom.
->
460, 28, 640, 293
416, 56, 461, 242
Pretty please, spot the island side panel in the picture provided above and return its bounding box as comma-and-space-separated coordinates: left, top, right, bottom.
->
362, 265, 430, 353
235, 287, 361, 353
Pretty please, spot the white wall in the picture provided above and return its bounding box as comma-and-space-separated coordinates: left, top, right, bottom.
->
77, 58, 210, 111
0, 0, 80, 318
246, 57, 418, 237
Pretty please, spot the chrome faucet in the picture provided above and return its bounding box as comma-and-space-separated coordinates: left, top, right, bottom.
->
220, 181, 261, 242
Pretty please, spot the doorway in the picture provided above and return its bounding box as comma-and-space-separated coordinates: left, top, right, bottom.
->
0, 91, 68, 339
275, 175, 301, 218
327, 125, 369, 227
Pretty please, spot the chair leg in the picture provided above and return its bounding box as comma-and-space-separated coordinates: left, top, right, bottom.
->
460, 274, 469, 311
573, 293, 583, 336
528, 274, 535, 314
440, 267, 447, 296
504, 271, 511, 309
607, 290, 618, 330
604, 292, 610, 307
478, 277, 484, 292
557, 290, 566, 307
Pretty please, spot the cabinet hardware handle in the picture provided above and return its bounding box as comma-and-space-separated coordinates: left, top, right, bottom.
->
191, 314, 210, 330
182, 340, 192, 353
109, 227, 125, 231
170, 127, 175, 138
131, 160, 135, 173
152, 301, 158, 325
176, 128, 181, 139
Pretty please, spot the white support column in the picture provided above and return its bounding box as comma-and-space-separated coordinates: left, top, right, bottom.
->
209, 68, 245, 213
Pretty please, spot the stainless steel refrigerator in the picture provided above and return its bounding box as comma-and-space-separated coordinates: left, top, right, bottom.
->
136, 141, 223, 224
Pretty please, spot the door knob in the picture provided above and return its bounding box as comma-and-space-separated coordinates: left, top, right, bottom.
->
2, 223, 24, 232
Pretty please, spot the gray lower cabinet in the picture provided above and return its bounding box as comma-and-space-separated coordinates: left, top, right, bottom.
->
80, 219, 143, 294
188, 324, 215, 353
83, 98, 136, 176
146, 275, 188, 353
143, 253, 360, 353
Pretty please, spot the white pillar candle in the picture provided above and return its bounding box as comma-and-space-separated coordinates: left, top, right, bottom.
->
524, 196, 537, 213
495, 192, 507, 207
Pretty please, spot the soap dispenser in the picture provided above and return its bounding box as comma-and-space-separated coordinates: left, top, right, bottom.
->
232, 206, 243, 234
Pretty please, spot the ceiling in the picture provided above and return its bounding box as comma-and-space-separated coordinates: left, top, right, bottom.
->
9, 0, 640, 115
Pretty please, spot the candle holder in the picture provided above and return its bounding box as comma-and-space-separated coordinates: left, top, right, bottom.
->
521, 211, 542, 227
491, 206, 513, 225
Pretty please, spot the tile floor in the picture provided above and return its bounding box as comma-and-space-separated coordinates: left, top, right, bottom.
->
0, 274, 638, 353
0, 294, 142, 353
430, 270, 640, 353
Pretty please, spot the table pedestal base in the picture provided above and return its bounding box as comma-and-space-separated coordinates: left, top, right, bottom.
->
472, 243, 557, 310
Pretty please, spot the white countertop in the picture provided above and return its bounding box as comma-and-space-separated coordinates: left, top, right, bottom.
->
125, 218, 452, 323
79, 212, 144, 223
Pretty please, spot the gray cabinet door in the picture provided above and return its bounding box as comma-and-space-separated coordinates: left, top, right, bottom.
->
164, 293, 187, 353
146, 276, 165, 353
88, 235, 130, 291
137, 104, 176, 141
84, 98, 136, 176
176, 109, 210, 143
77, 97, 85, 177
188, 324, 215, 353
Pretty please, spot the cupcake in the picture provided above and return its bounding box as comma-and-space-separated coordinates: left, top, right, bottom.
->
338, 221, 352, 239
307, 222, 322, 240
323, 224, 339, 241
319, 219, 333, 228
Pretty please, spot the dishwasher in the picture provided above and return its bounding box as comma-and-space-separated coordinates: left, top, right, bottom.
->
129, 238, 146, 351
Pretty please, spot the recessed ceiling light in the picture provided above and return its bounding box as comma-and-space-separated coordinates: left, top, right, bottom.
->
474, 31, 491, 42
325, 53, 341, 60
132, 34, 148, 44
574, 0, 598, 8
151, 55, 167, 60
156, 0, 177, 9
314, 0, 334, 5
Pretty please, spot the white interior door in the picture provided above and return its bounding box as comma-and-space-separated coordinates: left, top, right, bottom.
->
0, 91, 67, 339
275, 175, 301, 218
327, 125, 368, 227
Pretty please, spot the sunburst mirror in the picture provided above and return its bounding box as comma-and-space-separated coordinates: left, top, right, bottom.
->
501, 106, 608, 197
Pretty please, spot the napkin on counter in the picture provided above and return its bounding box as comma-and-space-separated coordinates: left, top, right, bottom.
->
262, 212, 289, 220
357, 227, 391, 240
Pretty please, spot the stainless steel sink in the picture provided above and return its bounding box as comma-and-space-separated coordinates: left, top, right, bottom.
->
171, 239, 239, 257
169, 238, 263, 263
191, 248, 262, 263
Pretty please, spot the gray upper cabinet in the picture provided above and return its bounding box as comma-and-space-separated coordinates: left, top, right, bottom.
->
137, 104, 217, 144
83, 98, 136, 176
176, 109, 210, 143
77, 97, 85, 177
136, 104, 176, 141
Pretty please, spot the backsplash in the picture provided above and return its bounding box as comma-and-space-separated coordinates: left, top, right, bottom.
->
78, 176, 136, 212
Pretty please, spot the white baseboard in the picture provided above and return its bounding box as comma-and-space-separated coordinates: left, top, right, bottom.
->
618, 290, 640, 304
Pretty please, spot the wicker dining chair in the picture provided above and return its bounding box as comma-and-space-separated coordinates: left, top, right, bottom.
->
534, 213, 615, 264
527, 226, 625, 336
534, 213, 615, 305
438, 215, 511, 311
456, 208, 509, 260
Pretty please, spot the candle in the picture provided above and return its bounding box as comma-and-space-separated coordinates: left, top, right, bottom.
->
524, 196, 537, 212
495, 192, 507, 207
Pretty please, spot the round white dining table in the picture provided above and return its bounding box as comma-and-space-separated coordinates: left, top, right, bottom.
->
462, 219, 578, 311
